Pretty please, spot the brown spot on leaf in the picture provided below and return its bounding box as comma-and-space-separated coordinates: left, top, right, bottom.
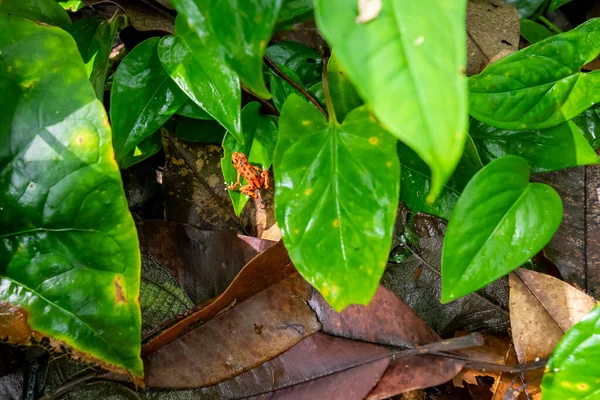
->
115, 276, 126, 304
0, 302, 32, 343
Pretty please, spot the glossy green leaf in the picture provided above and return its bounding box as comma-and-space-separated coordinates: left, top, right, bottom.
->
158, 18, 242, 143
277, 0, 313, 29
175, 117, 226, 143
327, 53, 363, 123
120, 129, 163, 169
270, 65, 305, 112
111, 38, 186, 167
400, 136, 483, 220
68, 16, 118, 99
58, 0, 85, 11
471, 119, 599, 172
542, 305, 600, 399
572, 104, 600, 150
548, 0, 573, 12
176, 100, 213, 120
520, 19, 553, 44
222, 102, 278, 216
504, 0, 546, 18
0, 0, 71, 28
171, 0, 283, 99
441, 156, 562, 302
265, 42, 323, 86
0, 16, 142, 378
314, 0, 468, 202
470, 19, 600, 130
275, 95, 400, 311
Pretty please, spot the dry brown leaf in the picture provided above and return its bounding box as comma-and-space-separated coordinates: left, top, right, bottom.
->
144, 274, 320, 388
509, 268, 596, 399
452, 334, 509, 388
466, 0, 520, 75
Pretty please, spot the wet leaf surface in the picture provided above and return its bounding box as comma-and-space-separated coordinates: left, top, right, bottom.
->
0, 16, 142, 379
0, 0, 71, 29
144, 273, 319, 388
275, 96, 400, 311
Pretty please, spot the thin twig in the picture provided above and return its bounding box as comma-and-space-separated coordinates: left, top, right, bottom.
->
264, 56, 328, 118
39, 372, 100, 400
243, 84, 279, 116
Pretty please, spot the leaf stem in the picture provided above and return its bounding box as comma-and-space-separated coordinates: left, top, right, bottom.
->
322, 56, 338, 125
264, 56, 328, 119
537, 16, 562, 34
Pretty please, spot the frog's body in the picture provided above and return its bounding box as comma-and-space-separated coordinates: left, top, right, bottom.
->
226, 152, 269, 199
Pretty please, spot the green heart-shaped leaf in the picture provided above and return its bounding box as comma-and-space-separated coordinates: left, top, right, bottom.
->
542, 305, 600, 399
441, 156, 563, 302
111, 38, 187, 166
275, 95, 400, 311
326, 52, 363, 123
222, 102, 278, 216
68, 16, 118, 99
158, 18, 242, 143
171, 0, 282, 99
471, 120, 599, 172
0, 16, 142, 379
314, 0, 468, 202
470, 18, 600, 130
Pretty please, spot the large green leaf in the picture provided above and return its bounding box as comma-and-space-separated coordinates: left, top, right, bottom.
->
0, 16, 142, 379
399, 136, 483, 220
158, 18, 242, 143
0, 0, 71, 29
542, 305, 600, 399
471, 120, 599, 172
469, 19, 600, 130
170, 0, 283, 99
120, 130, 164, 169
222, 102, 278, 216
111, 38, 187, 167
68, 16, 118, 99
176, 99, 213, 120
275, 95, 400, 311
441, 156, 562, 302
314, 0, 468, 202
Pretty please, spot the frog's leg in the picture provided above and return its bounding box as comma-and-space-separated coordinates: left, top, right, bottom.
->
226, 170, 242, 190
239, 184, 259, 199
260, 169, 270, 189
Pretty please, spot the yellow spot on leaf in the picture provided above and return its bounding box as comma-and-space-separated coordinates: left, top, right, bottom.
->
414, 36, 425, 46
7, 66, 12, 72
521, 124, 527, 129
386, 161, 393, 167
294, 229, 300, 234
302, 120, 311, 126
133, 146, 142, 156
333, 219, 339, 227
114, 276, 127, 304
577, 383, 589, 390
305, 188, 312, 195
369, 137, 378, 145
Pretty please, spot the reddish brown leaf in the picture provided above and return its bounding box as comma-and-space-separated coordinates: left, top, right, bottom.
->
142, 240, 294, 354
367, 355, 465, 400
137, 220, 275, 305
144, 274, 319, 388
309, 285, 440, 347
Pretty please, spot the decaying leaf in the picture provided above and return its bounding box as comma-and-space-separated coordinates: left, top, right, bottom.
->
509, 268, 596, 398
142, 240, 295, 354
84, 0, 174, 33
466, 0, 520, 75
144, 273, 320, 388
137, 220, 275, 305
